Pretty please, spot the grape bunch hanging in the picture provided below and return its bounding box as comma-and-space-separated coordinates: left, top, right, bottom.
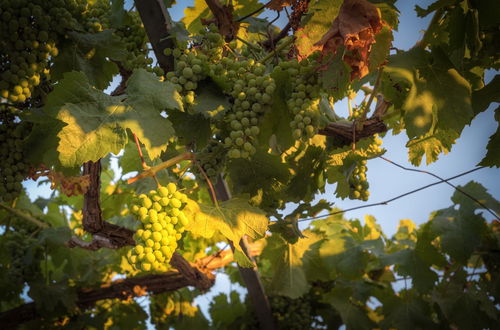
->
0, 107, 30, 203
280, 57, 322, 141
127, 183, 189, 272
348, 160, 370, 201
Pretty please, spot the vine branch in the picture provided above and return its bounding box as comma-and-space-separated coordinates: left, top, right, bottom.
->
127, 152, 194, 184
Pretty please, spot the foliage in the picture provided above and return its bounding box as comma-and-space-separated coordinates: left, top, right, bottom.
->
0, 0, 499, 328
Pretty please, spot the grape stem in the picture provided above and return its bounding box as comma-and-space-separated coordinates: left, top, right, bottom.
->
191, 157, 219, 208
132, 132, 160, 186
127, 152, 194, 184
0, 203, 49, 229
259, 36, 294, 64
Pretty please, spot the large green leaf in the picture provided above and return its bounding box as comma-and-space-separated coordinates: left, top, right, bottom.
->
48, 70, 177, 166
323, 286, 376, 330
168, 111, 212, 148
451, 181, 500, 216
52, 30, 127, 90
209, 292, 246, 328
227, 150, 290, 197
406, 129, 459, 165
479, 107, 500, 167
319, 50, 351, 100
260, 231, 322, 298
191, 80, 229, 118
183, 198, 268, 266
430, 206, 486, 263
383, 47, 473, 139
368, 25, 393, 71
258, 67, 294, 151
377, 291, 437, 329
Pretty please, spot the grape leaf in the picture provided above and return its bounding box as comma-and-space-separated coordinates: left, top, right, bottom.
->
286, 145, 327, 203
375, 2, 399, 30
451, 181, 500, 216
260, 231, 322, 298
182, 198, 268, 266
382, 248, 438, 293
227, 150, 290, 197
430, 206, 486, 263
377, 291, 436, 329
318, 233, 370, 279
415, 0, 456, 18
319, 50, 351, 100
368, 25, 393, 72
49, 70, 177, 166
124, 69, 180, 159
192, 80, 230, 118
384, 47, 473, 139
258, 66, 294, 151
323, 286, 377, 329
432, 270, 499, 329
109, 0, 126, 28
52, 30, 127, 90
406, 129, 459, 166
472, 75, 500, 115
168, 111, 211, 148
209, 292, 246, 328
119, 140, 151, 174
479, 125, 500, 167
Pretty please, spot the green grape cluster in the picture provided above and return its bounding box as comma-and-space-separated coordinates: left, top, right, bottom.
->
198, 23, 225, 61
0, 107, 30, 203
0, 227, 43, 301
127, 183, 190, 272
348, 160, 369, 201
193, 139, 228, 184
0, 0, 86, 104
165, 47, 209, 106
221, 58, 275, 159
84, 1, 153, 73
269, 295, 314, 330
279, 57, 321, 141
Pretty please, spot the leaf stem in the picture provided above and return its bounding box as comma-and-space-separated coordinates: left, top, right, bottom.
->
0, 203, 49, 229
191, 158, 219, 208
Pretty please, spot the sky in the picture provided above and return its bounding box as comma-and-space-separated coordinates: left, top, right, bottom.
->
22, 0, 499, 323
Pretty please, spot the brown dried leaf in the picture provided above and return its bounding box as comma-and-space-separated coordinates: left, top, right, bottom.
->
28, 165, 91, 197
132, 285, 148, 297
266, 0, 295, 11
315, 0, 384, 80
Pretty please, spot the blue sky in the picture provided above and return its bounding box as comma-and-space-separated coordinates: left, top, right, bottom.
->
22, 0, 499, 321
